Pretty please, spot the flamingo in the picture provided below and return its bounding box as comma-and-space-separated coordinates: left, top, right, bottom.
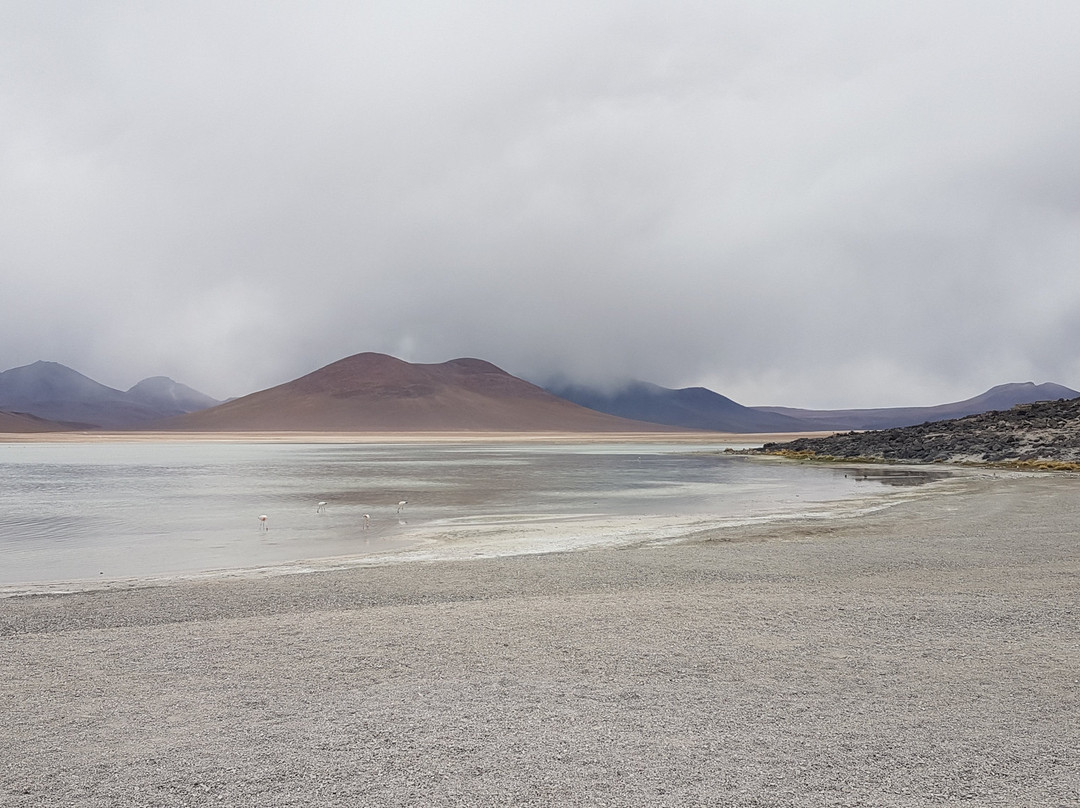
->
363, 513, 370, 529
317, 501, 327, 514
258, 514, 269, 531
396, 499, 408, 514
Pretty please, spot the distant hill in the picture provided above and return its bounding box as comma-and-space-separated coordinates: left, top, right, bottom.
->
0, 409, 79, 433
754, 382, 1080, 430
0, 361, 221, 430
545, 380, 816, 433
156, 353, 679, 433
126, 376, 222, 418
6, 355, 1076, 437
753, 397, 1080, 465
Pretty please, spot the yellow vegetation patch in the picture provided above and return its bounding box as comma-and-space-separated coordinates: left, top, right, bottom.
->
998, 459, 1080, 472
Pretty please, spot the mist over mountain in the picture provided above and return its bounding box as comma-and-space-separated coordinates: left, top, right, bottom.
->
2, 356, 1077, 435
125, 376, 222, 418
157, 353, 672, 433
544, 379, 1080, 434
0, 361, 220, 429
545, 380, 814, 433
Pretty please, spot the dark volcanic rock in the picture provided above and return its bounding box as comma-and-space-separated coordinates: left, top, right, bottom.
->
753, 397, 1080, 465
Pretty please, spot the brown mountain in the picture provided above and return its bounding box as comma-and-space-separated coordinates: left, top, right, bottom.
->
0, 409, 79, 433
154, 353, 681, 432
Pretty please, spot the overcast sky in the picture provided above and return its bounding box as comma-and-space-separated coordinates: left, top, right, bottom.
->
2, 1, 1079, 408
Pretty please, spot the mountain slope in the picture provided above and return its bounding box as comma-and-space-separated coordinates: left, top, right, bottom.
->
155, 353, 681, 432
0, 362, 222, 429
755, 382, 1080, 430
0, 409, 79, 433
0, 361, 162, 429
126, 376, 222, 418
545, 380, 816, 433
754, 397, 1080, 464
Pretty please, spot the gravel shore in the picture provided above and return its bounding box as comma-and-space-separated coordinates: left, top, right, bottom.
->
3, 473, 1078, 807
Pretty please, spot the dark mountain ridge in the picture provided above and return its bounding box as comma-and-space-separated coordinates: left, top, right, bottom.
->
544, 378, 1080, 434
545, 379, 814, 433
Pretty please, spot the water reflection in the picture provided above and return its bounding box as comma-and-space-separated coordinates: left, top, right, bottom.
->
838, 467, 952, 487
0, 442, 953, 586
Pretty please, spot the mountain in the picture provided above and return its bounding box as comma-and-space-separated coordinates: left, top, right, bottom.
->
544, 380, 816, 433
126, 376, 222, 418
755, 382, 1080, 431
0, 361, 157, 429
155, 353, 680, 432
0, 361, 221, 430
6, 355, 1076, 436
753, 397, 1080, 465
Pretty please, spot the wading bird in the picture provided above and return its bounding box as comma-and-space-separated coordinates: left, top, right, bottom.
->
363, 513, 370, 529
397, 499, 408, 513
317, 501, 327, 514
258, 514, 268, 530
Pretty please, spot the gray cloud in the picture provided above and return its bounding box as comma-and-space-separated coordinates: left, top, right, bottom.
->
2, 1, 1079, 407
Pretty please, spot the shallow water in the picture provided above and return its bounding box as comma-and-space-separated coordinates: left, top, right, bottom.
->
0, 441, 949, 588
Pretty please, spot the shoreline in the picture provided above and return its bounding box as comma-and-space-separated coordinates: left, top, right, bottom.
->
0, 429, 837, 444
0, 452, 979, 599
0, 475, 942, 599
4, 468, 1077, 805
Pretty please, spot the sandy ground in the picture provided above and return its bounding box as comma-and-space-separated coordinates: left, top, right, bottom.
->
0, 430, 835, 445
2, 472, 1078, 807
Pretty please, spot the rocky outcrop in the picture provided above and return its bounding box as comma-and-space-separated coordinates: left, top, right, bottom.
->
754, 397, 1080, 466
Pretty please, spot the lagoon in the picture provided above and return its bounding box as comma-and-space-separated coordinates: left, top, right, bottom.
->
0, 440, 949, 589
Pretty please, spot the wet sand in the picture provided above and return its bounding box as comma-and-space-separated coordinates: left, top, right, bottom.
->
2, 472, 1078, 806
